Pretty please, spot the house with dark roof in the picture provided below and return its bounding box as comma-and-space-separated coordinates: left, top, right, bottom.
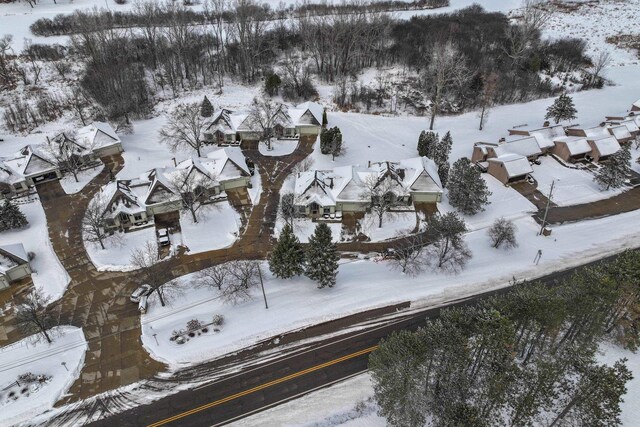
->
0, 244, 32, 289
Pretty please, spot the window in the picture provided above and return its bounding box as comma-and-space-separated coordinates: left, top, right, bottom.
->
323, 207, 331, 214
297, 205, 306, 213
134, 214, 143, 221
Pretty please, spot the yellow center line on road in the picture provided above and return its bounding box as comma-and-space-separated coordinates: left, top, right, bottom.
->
147, 345, 379, 427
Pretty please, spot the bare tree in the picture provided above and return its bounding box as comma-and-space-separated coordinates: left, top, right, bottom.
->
15, 289, 55, 344
503, 0, 550, 67
168, 168, 216, 223
68, 87, 92, 126
488, 217, 518, 249
160, 102, 208, 156
22, 39, 42, 86
82, 192, 109, 250
46, 132, 84, 182
248, 97, 285, 149
361, 174, 400, 228
52, 59, 72, 80
292, 156, 315, 175
390, 233, 428, 276
423, 41, 471, 130
280, 192, 296, 228
130, 241, 177, 307
590, 51, 611, 86
0, 34, 15, 87
197, 264, 229, 291
220, 260, 259, 304
228, 0, 269, 82
478, 72, 498, 131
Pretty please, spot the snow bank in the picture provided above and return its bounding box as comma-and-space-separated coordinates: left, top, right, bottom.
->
178, 202, 241, 254
0, 326, 87, 427
84, 227, 157, 272
59, 163, 103, 195
0, 197, 70, 301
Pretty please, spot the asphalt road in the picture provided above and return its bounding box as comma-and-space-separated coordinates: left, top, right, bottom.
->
87, 251, 632, 427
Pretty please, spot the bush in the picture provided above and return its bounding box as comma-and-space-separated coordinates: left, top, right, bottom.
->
212, 314, 225, 326
187, 319, 202, 331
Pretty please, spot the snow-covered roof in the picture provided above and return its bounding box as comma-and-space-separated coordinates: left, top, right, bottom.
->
609, 125, 632, 141
589, 136, 621, 157
0, 243, 29, 274
100, 180, 146, 218
289, 102, 323, 126
554, 136, 592, 156
1, 145, 57, 178
0, 164, 25, 185
618, 119, 639, 134
500, 136, 542, 158
75, 122, 121, 151
488, 154, 533, 178
633, 99, 640, 110
528, 125, 565, 149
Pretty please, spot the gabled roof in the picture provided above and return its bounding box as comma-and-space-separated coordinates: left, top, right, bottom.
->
589, 136, 620, 157
501, 136, 543, 158
100, 180, 146, 217
2, 145, 57, 178
554, 136, 592, 156
75, 121, 121, 151
633, 99, 640, 110
289, 102, 323, 126
609, 125, 632, 140
488, 154, 533, 178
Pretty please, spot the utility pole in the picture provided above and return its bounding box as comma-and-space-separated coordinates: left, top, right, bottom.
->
258, 264, 268, 309
539, 179, 555, 236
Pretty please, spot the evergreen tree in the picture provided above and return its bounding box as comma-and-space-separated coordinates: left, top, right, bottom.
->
305, 223, 339, 288
594, 146, 631, 190
434, 131, 453, 167
417, 130, 439, 158
545, 93, 577, 124
447, 157, 492, 215
0, 199, 28, 232
320, 126, 342, 155
200, 96, 213, 118
322, 108, 328, 127
269, 225, 304, 279
438, 162, 450, 188
264, 73, 282, 96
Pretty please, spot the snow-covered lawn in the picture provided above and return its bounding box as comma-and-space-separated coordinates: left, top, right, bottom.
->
359, 211, 418, 242
0, 197, 69, 301
0, 326, 87, 427
177, 202, 241, 254
84, 227, 157, 272
258, 139, 299, 156
59, 163, 103, 195
533, 156, 626, 206
142, 208, 640, 367
274, 217, 343, 243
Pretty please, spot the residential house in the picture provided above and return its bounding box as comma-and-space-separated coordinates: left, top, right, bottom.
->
632, 99, 640, 112
288, 101, 323, 136
487, 154, 534, 185
587, 136, 621, 162
1, 145, 61, 190
294, 157, 443, 218
551, 136, 593, 162
0, 244, 32, 289
204, 109, 243, 145
508, 123, 565, 154
74, 122, 124, 158
566, 124, 633, 145
99, 148, 251, 229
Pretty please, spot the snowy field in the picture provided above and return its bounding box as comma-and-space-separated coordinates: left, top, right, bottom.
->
0, 197, 70, 301
533, 156, 626, 206
0, 326, 87, 427
142, 207, 640, 367
359, 211, 419, 241
84, 226, 156, 272
178, 202, 241, 254
59, 162, 103, 195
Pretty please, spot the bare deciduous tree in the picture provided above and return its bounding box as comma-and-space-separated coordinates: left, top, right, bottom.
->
280, 192, 296, 228
361, 174, 401, 228
390, 233, 428, 276
82, 192, 109, 250
503, 0, 550, 67
488, 217, 518, 249
168, 168, 216, 223
248, 97, 285, 149
590, 51, 611, 86
15, 289, 55, 343
160, 103, 209, 156
425, 212, 471, 273
130, 241, 177, 307
423, 41, 472, 130
220, 260, 259, 305
46, 131, 85, 182
197, 264, 229, 291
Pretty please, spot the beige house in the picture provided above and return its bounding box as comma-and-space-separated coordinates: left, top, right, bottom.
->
487, 154, 533, 185
0, 244, 32, 289
566, 124, 634, 145
551, 136, 592, 162
587, 136, 621, 162
508, 124, 564, 154
99, 180, 150, 231
1, 145, 62, 190
294, 157, 443, 219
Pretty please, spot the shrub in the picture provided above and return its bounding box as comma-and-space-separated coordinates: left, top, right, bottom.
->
212, 314, 225, 326
187, 319, 203, 331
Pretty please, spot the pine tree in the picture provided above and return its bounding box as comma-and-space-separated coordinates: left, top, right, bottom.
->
434, 131, 453, 168
0, 200, 28, 232
305, 223, 339, 288
447, 158, 492, 215
417, 130, 439, 158
438, 162, 450, 188
322, 108, 328, 128
320, 126, 342, 155
269, 225, 304, 279
200, 96, 213, 118
545, 93, 577, 124
594, 146, 631, 190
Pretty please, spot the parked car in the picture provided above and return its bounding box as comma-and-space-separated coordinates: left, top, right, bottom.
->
158, 228, 170, 246
130, 284, 152, 303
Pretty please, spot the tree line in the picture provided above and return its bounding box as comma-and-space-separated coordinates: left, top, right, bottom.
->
370, 250, 640, 427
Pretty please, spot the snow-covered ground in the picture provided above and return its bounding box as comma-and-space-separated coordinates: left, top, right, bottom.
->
178, 202, 241, 254
533, 156, 626, 206
258, 139, 299, 157
0, 326, 87, 427
359, 211, 418, 242
274, 218, 344, 243
59, 163, 103, 195
84, 226, 156, 272
0, 197, 70, 301
142, 207, 640, 367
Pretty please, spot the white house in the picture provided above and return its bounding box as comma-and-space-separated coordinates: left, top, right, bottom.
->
0, 243, 32, 289
0, 145, 61, 195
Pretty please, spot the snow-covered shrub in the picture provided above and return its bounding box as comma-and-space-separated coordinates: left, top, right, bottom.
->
212, 314, 224, 327
186, 319, 202, 332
